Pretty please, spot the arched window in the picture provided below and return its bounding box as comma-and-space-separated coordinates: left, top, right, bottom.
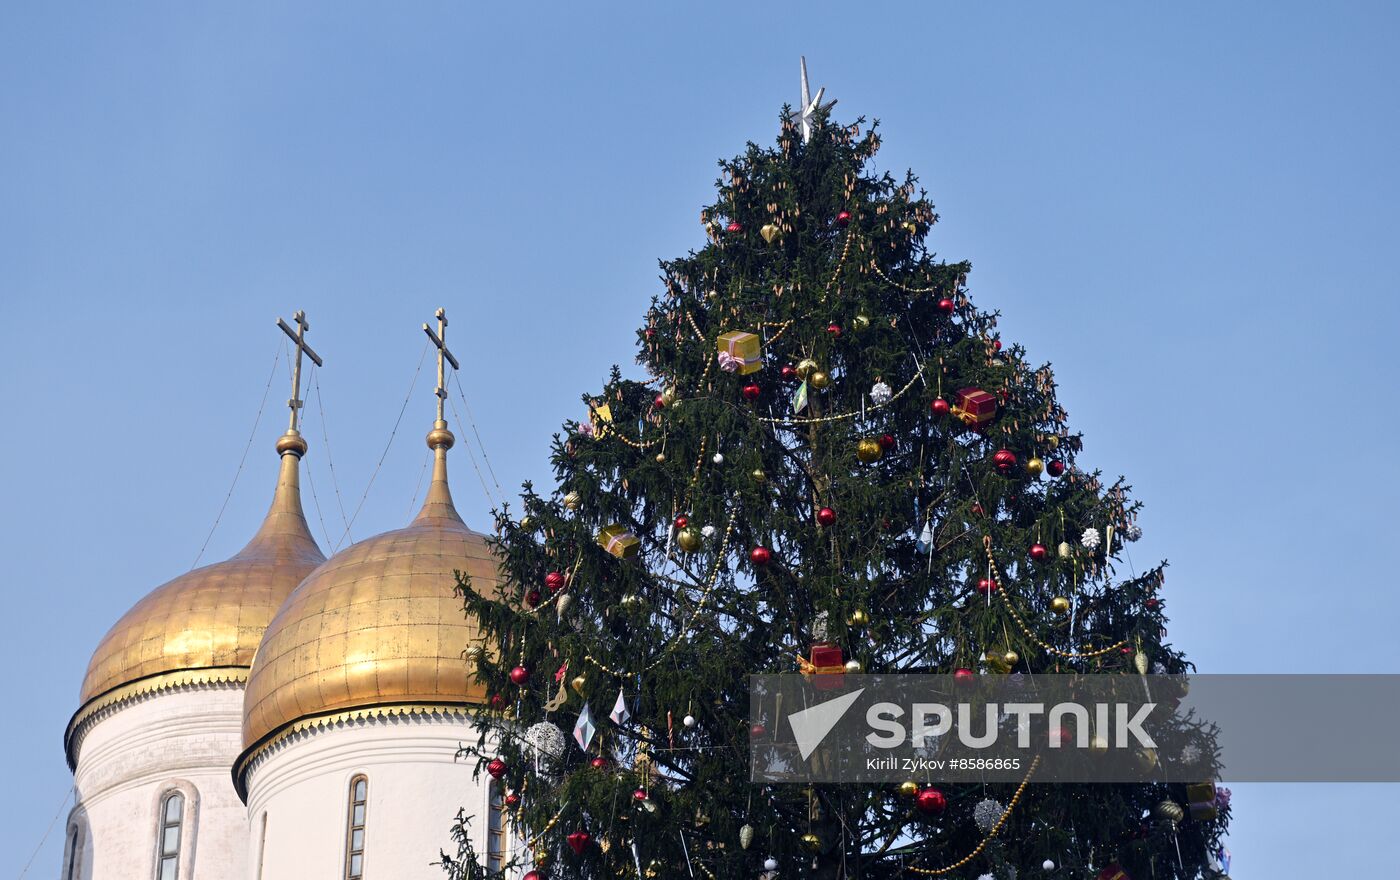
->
486, 782, 507, 873
64, 825, 81, 880
155, 792, 184, 880
344, 776, 368, 879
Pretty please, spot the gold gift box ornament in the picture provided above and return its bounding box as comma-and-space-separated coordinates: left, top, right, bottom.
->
597, 524, 640, 559
588, 400, 613, 436
717, 330, 763, 375
1186, 782, 1219, 821
950, 387, 997, 428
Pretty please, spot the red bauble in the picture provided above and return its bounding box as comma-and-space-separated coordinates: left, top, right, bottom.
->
750, 546, 773, 566
993, 340, 1002, 352
915, 787, 947, 814
654, 393, 667, 408
1049, 726, 1072, 747
726, 220, 742, 233
930, 397, 950, 416
742, 382, 761, 401
675, 515, 689, 529
836, 210, 852, 226
589, 756, 610, 769
953, 668, 975, 682
544, 570, 565, 592
937, 298, 955, 315
1047, 459, 1066, 477
878, 433, 896, 450
1146, 597, 1160, 610
566, 831, 592, 855
509, 665, 530, 686
816, 506, 837, 526
524, 589, 542, 608
1121, 646, 1133, 655
976, 577, 998, 595
827, 322, 842, 337
1029, 543, 1049, 562
971, 503, 985, 517
645, 327, 655, 338
750, 723, 766, 737
489, 693, 507, 710
523, 871, 543, 880
504, 792, 521, 807
993, 449, 1018, 474
486, 758, 508, 779
632, 788, 649, 802
781, 363, 798, 381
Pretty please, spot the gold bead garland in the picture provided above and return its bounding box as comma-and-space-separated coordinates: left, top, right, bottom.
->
868, 260, 954, 295
583, 512, 738, 677
981, 538, 1128, 660
902, 756, 1040, 875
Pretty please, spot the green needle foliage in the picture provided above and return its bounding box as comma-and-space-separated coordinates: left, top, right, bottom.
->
446, 108, 1230, 880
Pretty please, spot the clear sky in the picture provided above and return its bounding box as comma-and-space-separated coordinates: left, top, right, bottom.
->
2, 3, 1397, 876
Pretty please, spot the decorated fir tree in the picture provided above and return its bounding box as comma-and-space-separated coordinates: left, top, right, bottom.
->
442, 96, 1231, 880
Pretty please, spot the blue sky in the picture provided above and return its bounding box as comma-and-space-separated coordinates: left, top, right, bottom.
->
2, 3, 1397, 876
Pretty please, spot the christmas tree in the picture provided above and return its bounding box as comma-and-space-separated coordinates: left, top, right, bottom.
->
442, 95, 1231, 880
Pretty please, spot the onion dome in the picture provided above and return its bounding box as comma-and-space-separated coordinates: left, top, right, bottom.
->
237, 420, 501, 782
65, 429, 325, 767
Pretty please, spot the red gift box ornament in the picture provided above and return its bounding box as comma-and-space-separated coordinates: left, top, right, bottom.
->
1096, 864, 1130, 880
799, 642, 847, 689
951, 387, 997, 428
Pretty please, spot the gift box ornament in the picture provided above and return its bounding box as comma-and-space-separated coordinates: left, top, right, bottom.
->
597, 524, 640, 559
1096, 865, 1130, 880
1187, 781, 1219, 821
717, 330, 763, 375
588, 401, 614, 436
951, 387, 997, 427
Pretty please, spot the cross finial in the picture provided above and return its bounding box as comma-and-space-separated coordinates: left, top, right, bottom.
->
422, 307, 460, 425
798, 56, 837, 144
276, 310, 323, 441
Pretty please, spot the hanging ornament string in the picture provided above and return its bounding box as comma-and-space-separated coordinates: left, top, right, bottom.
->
981, 537, 1128, 659
868, 260, 955, 295
900, 757, 1040, 875
583, 511, 738, 677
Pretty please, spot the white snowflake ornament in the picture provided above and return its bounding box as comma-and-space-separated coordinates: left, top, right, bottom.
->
869, 381, 893, 406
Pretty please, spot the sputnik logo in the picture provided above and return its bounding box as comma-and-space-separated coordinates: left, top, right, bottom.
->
786, 688, 866, 759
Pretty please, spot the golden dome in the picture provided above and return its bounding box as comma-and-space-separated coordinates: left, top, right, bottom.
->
239, 423, 502, 758
67, 433, 325, 763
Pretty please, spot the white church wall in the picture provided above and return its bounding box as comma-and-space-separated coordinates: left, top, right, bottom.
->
242, 713, 504, 880
69, 686, 247, 880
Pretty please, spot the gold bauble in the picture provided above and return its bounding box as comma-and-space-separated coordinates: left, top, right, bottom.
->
571, 674, 588, 695
848, 609, 869, 626
844, 659, 863, 673
465, 645, 484, 665
563, 491, 581, 510
655, 452, 667, 463
799, 832, 822, 853
1002, 650, 1020, 667
810, 371, 830, 390
751, 468, 767, 483
796, 358, 819, 379
676, 526, 702, 553
902, 220, 918, 234
1057, 541, 1072, 559
1089, 734, 1110, 753
856, 438, 883, 463
620, 593, 642, 609
760, 223, 780, 243
660, 388, 676, 407
519, 515, 534, 530
853, 314, 871, 330
1135, 747, 1159, 771
1050, 596, 1071, 615
1152, 799, 1185, 824
897, 780, 920, 799
1026, 456, 1045, 477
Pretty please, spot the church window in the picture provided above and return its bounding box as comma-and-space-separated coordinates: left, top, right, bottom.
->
64, 826, 81, 880
344, 775, 368, 879
155, 792, 183, 880
487, 782, 507, 872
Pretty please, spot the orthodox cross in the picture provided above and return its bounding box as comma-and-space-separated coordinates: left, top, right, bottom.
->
276, 310, 323, 433
422, 307, 460, 422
